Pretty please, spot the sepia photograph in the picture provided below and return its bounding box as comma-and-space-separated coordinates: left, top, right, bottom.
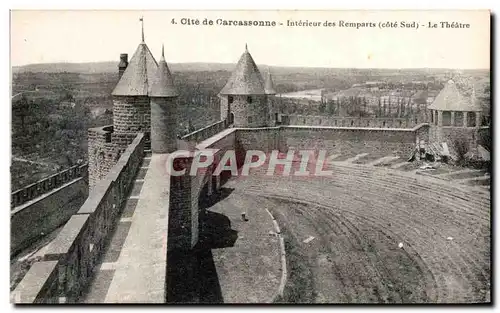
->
9, 9, 491, 304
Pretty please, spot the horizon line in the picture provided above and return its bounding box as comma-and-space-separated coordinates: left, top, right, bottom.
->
11, 60, 490, 72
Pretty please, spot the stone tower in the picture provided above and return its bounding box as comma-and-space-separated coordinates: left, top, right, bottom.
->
427, 79, 484, 152
219, 45, 269, 127
111, 29, 158, 147
88, 21, 159, 187
264, 68, 277, 125
149, 45, 179, 153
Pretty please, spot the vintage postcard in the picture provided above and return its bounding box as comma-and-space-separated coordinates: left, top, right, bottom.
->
10, 10, 491, 304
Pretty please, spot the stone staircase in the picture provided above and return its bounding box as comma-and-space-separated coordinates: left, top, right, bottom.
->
328, 152, 490, 190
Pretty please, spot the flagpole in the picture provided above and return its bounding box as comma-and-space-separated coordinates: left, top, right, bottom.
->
140, 16, 144, 42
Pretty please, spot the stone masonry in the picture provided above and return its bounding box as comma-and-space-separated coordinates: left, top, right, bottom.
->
231, 95, 269, 127
168, 154, 199, 250
113, 96, 151, 134
88, 126, 118, 188
150, 97, 178, 153
88, 125, 142, 188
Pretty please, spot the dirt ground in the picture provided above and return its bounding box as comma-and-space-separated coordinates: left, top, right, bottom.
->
223, 164, 491, 304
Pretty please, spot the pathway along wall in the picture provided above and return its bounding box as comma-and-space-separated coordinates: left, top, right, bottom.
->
12, 133, 145, 304
12, 123, 426, 303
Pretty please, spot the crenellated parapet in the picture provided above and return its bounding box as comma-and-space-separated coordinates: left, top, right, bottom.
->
279, 114, 426, 129
180, 119, 228, 144
87, 125, 118, 188
88, 124, 149, 189
11, 164, 88, 209
12, 133, 145, 303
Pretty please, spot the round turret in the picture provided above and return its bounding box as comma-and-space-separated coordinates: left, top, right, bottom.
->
219, 45, 269, 127
112, 41, 158, 134
149, 45, 179, 153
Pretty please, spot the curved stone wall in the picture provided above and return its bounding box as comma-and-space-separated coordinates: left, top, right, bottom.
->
151, 97, 178, 153
231, 95, 269, 127
113, 96, 151, 134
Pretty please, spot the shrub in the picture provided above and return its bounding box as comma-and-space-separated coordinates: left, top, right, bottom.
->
478, 129, 491, 152
453, 137, 469, 164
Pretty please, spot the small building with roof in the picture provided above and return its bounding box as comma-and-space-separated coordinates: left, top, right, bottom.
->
427, 79, 485, 152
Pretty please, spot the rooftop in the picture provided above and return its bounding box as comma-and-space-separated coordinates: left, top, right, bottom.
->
264, 70, 276, 95
149, 45, 179, 97
219, 45, 266, 95
112, 42, 158, 96
428, 80, 482, 112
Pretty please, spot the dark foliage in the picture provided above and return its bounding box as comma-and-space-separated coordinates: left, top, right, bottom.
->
453, 137, 470, 164
478, 129, 491, 152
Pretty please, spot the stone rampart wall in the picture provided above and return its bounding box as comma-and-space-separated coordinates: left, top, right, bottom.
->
12, 133, 145, 303
281, 114, 426, 129
11, 164, 88, 208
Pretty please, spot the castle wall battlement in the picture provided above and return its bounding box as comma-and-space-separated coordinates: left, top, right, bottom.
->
167, 128, 238, 251
88, 125, 148, 188
14, 122, 429, 303
181, 119, 228, 144
13, 133, 145, 303
235, 124, 428, 158
281, 114, 427, 129
10, 172, 89, 257
10, 261, 59, 303
168, 124, 427, 254
11, 164, 88, 209
88, 125, 116, 188
278, 125, 424, 158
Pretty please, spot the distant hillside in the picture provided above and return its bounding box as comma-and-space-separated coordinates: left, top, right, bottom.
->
12, 62, 240, 74
13, 62, 117, 74
12, 61, 352, 75
13, 61, 489, 80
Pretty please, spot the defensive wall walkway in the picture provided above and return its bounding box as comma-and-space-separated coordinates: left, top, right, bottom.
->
13, 120, 489, 303
12, 134, 145, 303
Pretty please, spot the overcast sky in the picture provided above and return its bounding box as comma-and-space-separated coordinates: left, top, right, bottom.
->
11, 10, 490, 69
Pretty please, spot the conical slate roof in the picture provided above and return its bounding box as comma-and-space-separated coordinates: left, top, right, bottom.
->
112, 42, 158, 96
220, 45, 266, 95
149, 45, 179, 97
264, 70, 276, 95
428, 80, 482, 112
